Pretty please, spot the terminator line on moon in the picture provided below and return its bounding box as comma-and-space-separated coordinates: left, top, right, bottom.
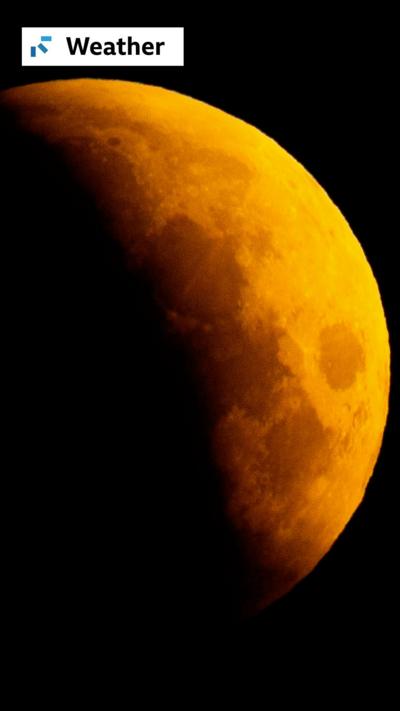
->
2, 79, 390, 618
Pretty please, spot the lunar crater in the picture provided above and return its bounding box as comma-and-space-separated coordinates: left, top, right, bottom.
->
319, 323, 365, 389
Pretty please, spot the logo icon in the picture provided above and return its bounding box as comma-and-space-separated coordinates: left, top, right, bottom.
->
22, 27, 184, 67
30, 35, 52, 58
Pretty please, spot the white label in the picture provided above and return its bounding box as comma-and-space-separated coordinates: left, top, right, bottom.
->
21, 27, 184, 66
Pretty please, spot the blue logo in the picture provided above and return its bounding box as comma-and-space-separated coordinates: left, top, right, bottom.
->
30, 35, 52, 58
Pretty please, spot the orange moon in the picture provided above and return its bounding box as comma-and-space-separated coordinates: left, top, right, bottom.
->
1, 79, 390, 618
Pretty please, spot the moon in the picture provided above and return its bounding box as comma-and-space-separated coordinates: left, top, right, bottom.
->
1, 79, 390, 619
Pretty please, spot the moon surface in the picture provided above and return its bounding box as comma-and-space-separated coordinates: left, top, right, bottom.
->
1, 79, 390, 618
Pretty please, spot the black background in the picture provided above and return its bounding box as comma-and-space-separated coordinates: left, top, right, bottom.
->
2, 16, 398, 699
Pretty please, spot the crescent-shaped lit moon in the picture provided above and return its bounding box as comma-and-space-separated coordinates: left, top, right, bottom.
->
1, 79, 390, 617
